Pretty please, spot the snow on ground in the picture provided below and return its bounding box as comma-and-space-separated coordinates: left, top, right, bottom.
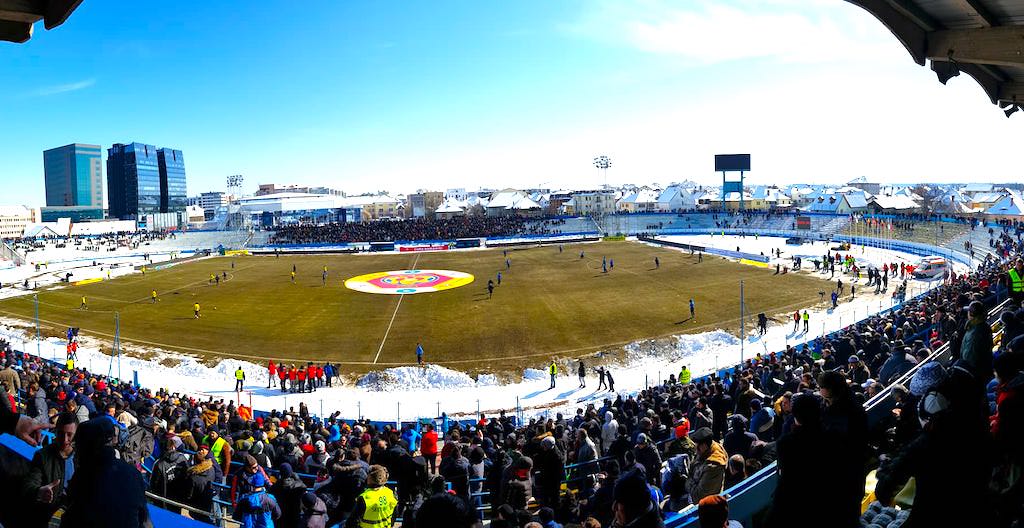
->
0, 235, 949, 423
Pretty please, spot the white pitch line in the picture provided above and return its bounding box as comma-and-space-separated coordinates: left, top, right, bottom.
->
372, 254, 420, 364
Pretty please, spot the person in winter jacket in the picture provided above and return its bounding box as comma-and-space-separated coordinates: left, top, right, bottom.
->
316, 449, 367, 528
817, 371, 868, 528
877, 347, 916, 385
722, 415, 757, 458
875, 385, 993, 528
613, 468, 665, 528
959, 300, 994, 385
271, 463, 307, 528
439, 444, 472, 504
150, 436, 191, 508
503, 454, 534, 509
747, 399, 775, 441
185, 444, 218, 523
22, 412, 77, 528
574, 429, 599, 491
299, 492, 328, 528
532, 436, 565, 507
601, 411, 618, 455
420, 423, 439, 474
60, 416, 150, 528
26, 382, 48, 423
686, 427, 727, 503
632, 433, 662, 485
236, 465, 282, 528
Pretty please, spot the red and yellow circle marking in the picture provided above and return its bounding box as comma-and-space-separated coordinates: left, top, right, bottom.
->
344, 269, 474, 295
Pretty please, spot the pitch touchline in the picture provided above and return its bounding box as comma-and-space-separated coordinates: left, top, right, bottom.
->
372, 253, 419, 364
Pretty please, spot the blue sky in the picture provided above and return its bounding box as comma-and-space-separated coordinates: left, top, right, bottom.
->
1, 0, 1020, 205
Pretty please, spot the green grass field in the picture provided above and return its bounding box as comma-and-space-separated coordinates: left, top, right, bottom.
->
0, 242, 830, 374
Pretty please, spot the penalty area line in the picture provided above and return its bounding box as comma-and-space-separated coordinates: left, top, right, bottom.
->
372, 253, 420, 364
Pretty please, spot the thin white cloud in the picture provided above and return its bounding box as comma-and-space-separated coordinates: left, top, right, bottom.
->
568, 0, 905, 66
32, 78, 96, 97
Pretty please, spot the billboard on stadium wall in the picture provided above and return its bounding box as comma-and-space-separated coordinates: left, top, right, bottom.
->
796, 216, 811, 230
398, 244, 451, 252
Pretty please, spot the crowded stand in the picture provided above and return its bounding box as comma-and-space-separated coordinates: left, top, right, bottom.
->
268, 217, 553, 245
0, 224, 1022, 528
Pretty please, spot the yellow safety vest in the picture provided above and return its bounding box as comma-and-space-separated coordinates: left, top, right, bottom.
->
235, 369, 244, 380
208, 436, 227, 464
66, 359, 74, 370
1011, 268, 1024, 293
357, 486, 397, 528
802, 312, 809, 321
679, 368, 691, 384
549, 363, 557, 375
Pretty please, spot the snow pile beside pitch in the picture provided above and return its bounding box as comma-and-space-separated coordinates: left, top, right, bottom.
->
523, 368, 548, 381
356, 364, 499, 391
622, 330, 740, 363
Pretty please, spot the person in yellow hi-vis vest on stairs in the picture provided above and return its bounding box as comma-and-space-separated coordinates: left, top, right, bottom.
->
549, 361, 558, 390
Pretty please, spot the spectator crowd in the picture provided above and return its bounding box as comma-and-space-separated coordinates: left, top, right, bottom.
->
0, 228, 1023, 528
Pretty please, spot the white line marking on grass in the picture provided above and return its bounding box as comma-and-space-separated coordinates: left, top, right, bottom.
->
372, 254, 420, 364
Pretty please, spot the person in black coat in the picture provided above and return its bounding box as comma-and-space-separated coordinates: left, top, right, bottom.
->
875, 386, 993, 527
318, 449, 367, 528
722, 415, 757, 459
60, 417, 149, 528
767, 393, 837, 528
532, 436, 565, 508
439, 445, 471, 505
817, 371, 868, 528
271, 463, 308, 528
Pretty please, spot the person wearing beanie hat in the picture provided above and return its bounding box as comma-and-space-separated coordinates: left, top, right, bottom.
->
612, 468, 663, 527
698, 495, 742, 527
350, 464, 397, 528
299, 491, 328, 528
272, 462, 309, 528
909, 362, 947, 396
960, 299, 994, 384
686, 427, 727, 503
235, 454, 281, 528
723, 415, 757, 459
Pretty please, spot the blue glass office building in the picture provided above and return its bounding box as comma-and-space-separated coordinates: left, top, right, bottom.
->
107, 142, 186, 219
43, 144, 104, 208
158, 148, 187, 213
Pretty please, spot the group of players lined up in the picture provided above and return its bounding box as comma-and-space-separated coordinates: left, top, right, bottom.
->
235, 360, 342, 393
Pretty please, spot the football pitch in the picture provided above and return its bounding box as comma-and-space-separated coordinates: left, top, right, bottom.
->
0, 241, 830, 374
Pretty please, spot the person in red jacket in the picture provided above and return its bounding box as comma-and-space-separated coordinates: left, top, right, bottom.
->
267, 360, 277, 389
296, 369, 306, 393
315, 365, 324, 387
303, 362, 315, 390
420, 423, 439, 475
288, 366, 298, 392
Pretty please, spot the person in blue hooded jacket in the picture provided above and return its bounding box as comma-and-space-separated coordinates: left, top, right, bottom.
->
237, 456, 281, 528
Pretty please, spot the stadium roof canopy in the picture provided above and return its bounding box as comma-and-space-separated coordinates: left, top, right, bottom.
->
0, 0, 82, 43
847, 0, 1024, 116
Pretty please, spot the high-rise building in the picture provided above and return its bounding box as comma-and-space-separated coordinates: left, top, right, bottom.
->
43, 144, 104, 208
107, 142, 186, 219
158, 148, 187, 213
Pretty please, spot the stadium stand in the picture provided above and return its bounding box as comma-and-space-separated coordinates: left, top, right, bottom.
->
0, 213, 1021, 527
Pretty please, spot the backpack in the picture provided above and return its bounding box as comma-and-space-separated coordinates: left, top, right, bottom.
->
122, 424, 155, 466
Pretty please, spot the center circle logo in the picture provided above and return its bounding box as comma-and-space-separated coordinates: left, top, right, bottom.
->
345, 269, 474, 295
